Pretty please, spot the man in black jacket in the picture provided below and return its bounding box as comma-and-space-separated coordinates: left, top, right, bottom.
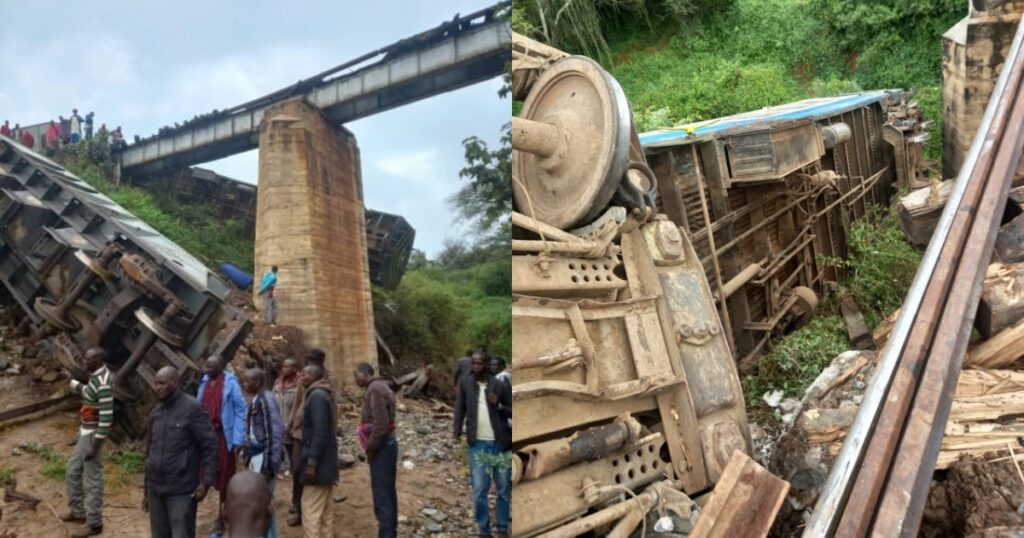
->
300, 364, 338, 538
454, 353, 512, 538
144, 366, 219, 538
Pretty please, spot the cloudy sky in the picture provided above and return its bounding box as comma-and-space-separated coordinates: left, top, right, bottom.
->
0, 1, 509, 257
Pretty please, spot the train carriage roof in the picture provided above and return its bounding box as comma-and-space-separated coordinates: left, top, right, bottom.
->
639, 90, 905, 149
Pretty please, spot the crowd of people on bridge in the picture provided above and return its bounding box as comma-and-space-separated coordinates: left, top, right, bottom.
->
1, 109, 127, 152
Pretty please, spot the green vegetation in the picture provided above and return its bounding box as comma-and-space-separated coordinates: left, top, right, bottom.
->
112, 449, 145, 474
743, 207, 921, 413
107, 449, 145, 493
0, 465, 14, 486
743, 312, 849, 412
62, 137, 254, 272
22, 441, 66, 481
824, 207, 922, 328
514, 0, 964, 161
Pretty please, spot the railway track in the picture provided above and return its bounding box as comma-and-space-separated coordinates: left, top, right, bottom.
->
805, 14, 1024, 538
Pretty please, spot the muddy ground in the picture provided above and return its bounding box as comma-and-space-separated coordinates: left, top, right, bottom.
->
0, 304, 483, 538
921, 455, 1024, 538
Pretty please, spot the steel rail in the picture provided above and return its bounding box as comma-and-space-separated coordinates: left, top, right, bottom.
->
873, 59, 1024, 537
804, 14, 1024, 537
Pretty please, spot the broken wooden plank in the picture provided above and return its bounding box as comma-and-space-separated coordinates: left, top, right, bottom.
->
402, 365, 432, 399
949, 391, 1024, 423
392, 368, 424, 386
0, 394, 76, 424
898, 180, 953, 246
689, 451, 789, 538
872, 308, 900, 351
976, 262, 1024, 338
966, 315, 1024, 368
994, 212, 1024, 263
839, 289, 876, 351
4, 481, 40, 510
955, 368, 1024, 398
802, 407, 858, 445
375, 330, 397, 367
820, 355, 871, 399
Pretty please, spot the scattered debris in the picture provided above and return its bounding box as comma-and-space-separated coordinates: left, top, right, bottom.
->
689, 451, 789, 538
899, 179, 953, 246
3, 481, 40, 510
838, 289, 876, 351
977, 262, 1024, 338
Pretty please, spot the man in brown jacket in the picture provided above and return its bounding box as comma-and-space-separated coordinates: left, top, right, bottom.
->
286, 348, 332, 526
355, 362, 398, 538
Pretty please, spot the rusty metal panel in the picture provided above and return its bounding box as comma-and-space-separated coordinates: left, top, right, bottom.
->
724, 124, 824, 183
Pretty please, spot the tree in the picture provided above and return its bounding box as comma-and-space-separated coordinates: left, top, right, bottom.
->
449, 74, 512, 238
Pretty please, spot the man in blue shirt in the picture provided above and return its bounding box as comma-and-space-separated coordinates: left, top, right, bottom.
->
258, 266, 279, 325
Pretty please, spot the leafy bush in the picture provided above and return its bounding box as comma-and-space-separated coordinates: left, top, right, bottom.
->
825, 208, 922, 328
113, 450, 145, 474
0, 466, 14, 486
744, 312, 849, 409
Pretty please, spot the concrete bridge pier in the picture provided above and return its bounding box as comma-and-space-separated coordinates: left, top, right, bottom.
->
254, 97, 377, 382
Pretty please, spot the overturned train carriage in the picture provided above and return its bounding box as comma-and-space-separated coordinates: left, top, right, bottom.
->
511, 37, 751, 537
641, 91, 933, 363
0, 137, 251, 437
510, 32, 933, 537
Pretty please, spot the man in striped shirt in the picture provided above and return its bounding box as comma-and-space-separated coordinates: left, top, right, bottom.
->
60, 347, 114, 537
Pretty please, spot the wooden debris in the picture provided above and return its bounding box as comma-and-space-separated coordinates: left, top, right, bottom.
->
976, 262, 1024, 338
966, 315, 1024, 368
872, 308, 900, 351
937, 423, 1024, 468
802, 407, 859, 445
955, 368, 1024, 397
389, 364, 438, 397
994, 212, 1024, 263
803, 368, 1024, 469
392, 369, 422, 386
375, 331, 397, 367
948, 391, 1024, 422
838, 289, 876, 351
898, 179, 953, 246
688, 451, 789, 538
400, 365, 432, 399
3, 481, 40, 510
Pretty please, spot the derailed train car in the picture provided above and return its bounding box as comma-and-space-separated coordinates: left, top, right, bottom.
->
510, 32, 932, 536
511, 34, 751, 536
0, 136, 251, 437
641, 91, 933, 364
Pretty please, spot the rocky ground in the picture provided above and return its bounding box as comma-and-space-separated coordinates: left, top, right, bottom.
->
0, 300, 486, 538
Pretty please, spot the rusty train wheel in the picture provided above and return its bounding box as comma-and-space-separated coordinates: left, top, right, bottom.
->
513, 56, 630, 230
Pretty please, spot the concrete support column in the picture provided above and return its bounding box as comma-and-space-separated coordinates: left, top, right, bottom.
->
942, 3, 1024, 179
254, 97, 377, 382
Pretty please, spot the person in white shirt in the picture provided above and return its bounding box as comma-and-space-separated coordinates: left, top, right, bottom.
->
453, 351, 512, 538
